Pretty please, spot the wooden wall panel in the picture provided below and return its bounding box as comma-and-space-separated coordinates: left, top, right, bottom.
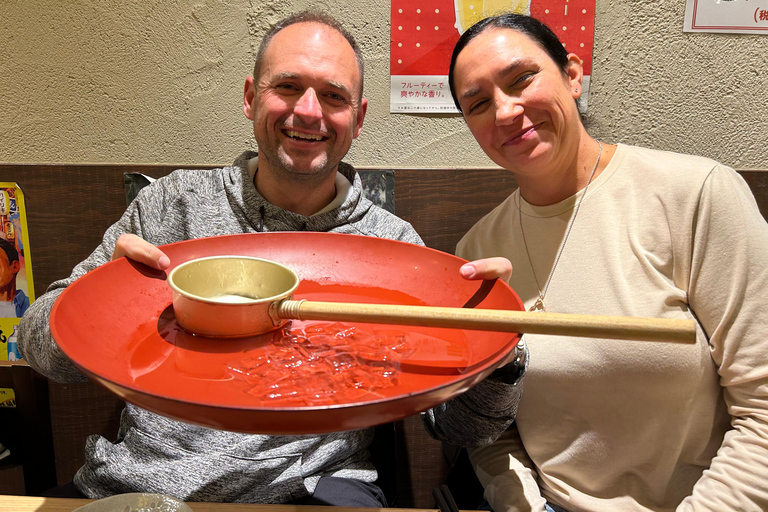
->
2, 164, 517, 296
392, 168, 517, 254
741, 171, 768, 220
2, 165, 183, 297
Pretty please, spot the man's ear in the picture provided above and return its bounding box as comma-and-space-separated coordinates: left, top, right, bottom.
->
10, 260, 20, 273
243, 76, 256, 120
353, 98, 368, 139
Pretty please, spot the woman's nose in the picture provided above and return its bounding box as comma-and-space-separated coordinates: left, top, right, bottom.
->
495, 94, 523, 125
294, 88, 322, 120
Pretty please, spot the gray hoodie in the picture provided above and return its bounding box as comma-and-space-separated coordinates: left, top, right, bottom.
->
19, 151, 422, 503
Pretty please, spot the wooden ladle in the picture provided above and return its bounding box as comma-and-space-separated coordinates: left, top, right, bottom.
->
167, 256, 696, 342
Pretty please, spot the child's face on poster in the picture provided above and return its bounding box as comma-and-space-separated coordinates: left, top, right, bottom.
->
0, 250, 20, 290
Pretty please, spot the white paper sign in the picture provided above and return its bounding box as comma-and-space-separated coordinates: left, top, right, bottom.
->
684, 0, 768, 34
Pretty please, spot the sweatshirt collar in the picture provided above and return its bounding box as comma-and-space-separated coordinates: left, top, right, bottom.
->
243, 155, 353, 217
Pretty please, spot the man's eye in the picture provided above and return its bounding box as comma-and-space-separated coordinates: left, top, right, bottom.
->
276, 83, 299, 91
325, 92, 347, 104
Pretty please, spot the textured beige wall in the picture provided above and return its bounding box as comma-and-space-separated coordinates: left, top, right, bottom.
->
1, 0, 766, 168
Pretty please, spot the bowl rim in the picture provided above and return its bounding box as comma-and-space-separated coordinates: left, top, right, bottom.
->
167, 255, 300, 305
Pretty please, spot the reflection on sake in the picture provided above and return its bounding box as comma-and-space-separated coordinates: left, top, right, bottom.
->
210, 293, 261, 303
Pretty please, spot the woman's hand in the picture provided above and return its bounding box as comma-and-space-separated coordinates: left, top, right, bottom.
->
460, 257, 513, 282
111, 233, 170, 270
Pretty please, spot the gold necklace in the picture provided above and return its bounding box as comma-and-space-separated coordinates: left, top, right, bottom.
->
518, 140, 602, 312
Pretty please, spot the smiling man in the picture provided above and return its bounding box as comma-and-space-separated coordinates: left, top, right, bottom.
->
243, 19, 367, 215
19, 11, 421, 507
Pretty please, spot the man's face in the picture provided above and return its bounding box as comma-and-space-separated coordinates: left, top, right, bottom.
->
243, 22, 367, 184
0, 250, 19, 289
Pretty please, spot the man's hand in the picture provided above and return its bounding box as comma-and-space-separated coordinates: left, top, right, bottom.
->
111, 234, 170, 270
459, 257, 512, 282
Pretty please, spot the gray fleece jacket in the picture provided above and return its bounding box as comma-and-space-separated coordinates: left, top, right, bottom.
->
18, 151, 422, 503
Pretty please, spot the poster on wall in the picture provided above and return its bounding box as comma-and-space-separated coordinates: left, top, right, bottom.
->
684, 0, 768, 34
0, 183, 35, 362
390, 0, 597, 113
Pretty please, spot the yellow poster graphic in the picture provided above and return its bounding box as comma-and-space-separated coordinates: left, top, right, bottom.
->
0, 183, 35, 361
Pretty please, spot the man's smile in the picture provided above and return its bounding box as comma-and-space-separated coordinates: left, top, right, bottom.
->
283, 129, 329, 142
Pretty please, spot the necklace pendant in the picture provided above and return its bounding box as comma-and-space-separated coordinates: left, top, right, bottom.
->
529, 297, 545, 312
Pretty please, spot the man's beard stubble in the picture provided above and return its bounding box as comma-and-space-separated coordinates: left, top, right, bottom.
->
257, 144, 337, 187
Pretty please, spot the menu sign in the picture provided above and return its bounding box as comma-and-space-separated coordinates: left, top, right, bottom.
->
685, 0, 768, 34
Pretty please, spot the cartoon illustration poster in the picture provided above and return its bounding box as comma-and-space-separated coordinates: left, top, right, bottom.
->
684, 0, 768, 34
0, 183, 35, 361
390, 0, 597, 113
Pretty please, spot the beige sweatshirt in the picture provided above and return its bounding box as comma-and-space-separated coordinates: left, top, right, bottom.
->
457, 144, 768, 512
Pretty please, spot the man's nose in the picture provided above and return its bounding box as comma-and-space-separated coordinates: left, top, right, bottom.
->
294, 88, 322, 121
495, 93, 523, 126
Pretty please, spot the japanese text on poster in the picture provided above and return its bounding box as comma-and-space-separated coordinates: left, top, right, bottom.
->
1, 183, 35, 361
391, 0, 597, 113
685, 0, 768, 34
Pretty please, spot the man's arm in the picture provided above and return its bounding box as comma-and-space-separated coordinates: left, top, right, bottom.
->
421, 257, 527, 447
18, 204, 152, 383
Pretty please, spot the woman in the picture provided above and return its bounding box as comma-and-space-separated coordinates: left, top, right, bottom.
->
426, 13, 768, 512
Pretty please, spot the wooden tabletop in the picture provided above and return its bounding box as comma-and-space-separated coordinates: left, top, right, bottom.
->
0, 359, 29, 367
0, 495, 443, 512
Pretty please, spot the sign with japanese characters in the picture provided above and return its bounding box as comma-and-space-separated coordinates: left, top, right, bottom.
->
0, 183, 35, 361
685, 0, 768, 34
390, 0, 597, 113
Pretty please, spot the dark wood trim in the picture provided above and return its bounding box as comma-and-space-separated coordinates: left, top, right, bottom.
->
0, 362, 57, 494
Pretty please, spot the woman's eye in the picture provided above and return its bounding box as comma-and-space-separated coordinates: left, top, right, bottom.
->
467, 99, 489, 114
512, 72, 535, 86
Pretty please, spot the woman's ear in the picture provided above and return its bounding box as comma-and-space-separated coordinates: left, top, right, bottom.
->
565, 53, 584, 98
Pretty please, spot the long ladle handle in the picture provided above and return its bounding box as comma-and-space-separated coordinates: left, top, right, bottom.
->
276, 300, 696, 343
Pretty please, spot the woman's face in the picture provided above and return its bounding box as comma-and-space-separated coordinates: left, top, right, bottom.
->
453, 27, 583, 176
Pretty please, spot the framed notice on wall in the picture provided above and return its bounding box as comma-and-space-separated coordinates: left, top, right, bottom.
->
685, 0, 768, 34
390, 0, 597, 113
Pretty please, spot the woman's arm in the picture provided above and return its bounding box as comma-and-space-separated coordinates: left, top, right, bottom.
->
678, 165, 768, 511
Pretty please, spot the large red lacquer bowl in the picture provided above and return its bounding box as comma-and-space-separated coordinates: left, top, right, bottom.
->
50, 232, 523, 434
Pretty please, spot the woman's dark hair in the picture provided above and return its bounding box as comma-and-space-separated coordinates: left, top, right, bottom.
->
448, 13, 570, 112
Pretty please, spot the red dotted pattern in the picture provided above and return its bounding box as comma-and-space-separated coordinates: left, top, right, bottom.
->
390, 0, 595, 76
530, 0, 594, 74
391, 0, 460, 76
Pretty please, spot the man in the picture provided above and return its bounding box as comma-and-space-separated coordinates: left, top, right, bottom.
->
19, 11, 421, 506
0, 237, 29, 318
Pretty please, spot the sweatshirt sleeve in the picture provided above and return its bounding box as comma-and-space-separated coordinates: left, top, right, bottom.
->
677, 165, 768, 510
405, 186, 527, 442
18, 192, 151, 383
421, 341, 526, 446
420, 228, 527, 447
